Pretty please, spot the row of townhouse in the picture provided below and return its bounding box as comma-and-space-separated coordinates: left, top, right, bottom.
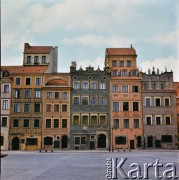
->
1, 43, 179, 151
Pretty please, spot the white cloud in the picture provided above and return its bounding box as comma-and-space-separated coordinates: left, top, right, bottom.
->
61, 34, 133, 47
140, 56, 179, 81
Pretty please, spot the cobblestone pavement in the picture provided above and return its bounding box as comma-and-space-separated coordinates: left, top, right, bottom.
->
1, 150, 179, 180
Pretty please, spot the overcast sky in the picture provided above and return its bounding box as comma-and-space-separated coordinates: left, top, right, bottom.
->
2, 0, 179, 81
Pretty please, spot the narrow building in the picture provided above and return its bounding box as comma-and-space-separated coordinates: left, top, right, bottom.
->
0, 68, 12, 150
70, 62, 110, 150
105, 47, 143, 150
42, 73, 71, 150
141, 67, 177, 149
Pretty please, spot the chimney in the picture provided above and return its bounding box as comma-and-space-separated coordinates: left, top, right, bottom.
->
24, 43, 30, 50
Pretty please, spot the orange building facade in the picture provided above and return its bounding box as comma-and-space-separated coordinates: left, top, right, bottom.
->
105, 47, 143, 150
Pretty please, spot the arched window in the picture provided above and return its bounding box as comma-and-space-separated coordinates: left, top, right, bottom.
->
0, 136, 4, 146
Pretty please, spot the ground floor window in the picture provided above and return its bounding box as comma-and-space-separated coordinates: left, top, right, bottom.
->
1, 136, 4, 146
74, 136, 86, 145
26, 138, 38, 145
115, 136, 126, 145
44, 137, 53, 145
161, 135, 172, 143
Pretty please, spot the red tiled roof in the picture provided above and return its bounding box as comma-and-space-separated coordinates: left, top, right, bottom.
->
46, 79, 68, 86
24, 43, 53, 54
1, 66, 48, 74
105, 48, 137, 56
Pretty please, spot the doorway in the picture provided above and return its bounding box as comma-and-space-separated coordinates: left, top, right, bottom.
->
98, 134, 106, 148
130, 140, 135, 149
147, 136, 153, 148
137, 136, 142, 147
12, 137, 20, 150
90, 141, 95, 150
62, 135, 68, 148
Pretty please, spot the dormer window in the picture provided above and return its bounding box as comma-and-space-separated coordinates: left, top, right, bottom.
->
42, 56, 46, 64
34, 56, 39, 64
27, 56, 31, 64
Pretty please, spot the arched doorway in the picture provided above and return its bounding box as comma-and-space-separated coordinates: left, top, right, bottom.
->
61, 135, 68, 148
12, 137, 20, 150
98, 134, 106, 148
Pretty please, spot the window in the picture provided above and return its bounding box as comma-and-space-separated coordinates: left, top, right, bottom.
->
73, 115, 80, 125
24, 104, 30, 112
161, 135, 172, 143
112, 85, 118, 92
81, 115, 88, 126
127, 61, 131, 67
25, 89, 31, 98
16, 78, 21, 85
4, 85, 9, 93
165, 116, 171, 125
62, 104, 67, 112
133, 102, 139, 111
91, 96, 97, 105
35, 90, 41, 98
131, 70, 137, 76
99, 97, 107, 105
34, 56, 39, 64
112, 71, 118, 76
34, 119, 40, 128
100, 115, 106, 125
82, 82, 89, 90
122, 85, 128, 92
91, 82, 97, 89
75, 137, 80, 144
42, 56, 46, 64
26, 78, 31, 85
132, 86, 138, 92
119, 61, 124, 67
46, 104, 51, 112
113, 119, 119, 129
14, 90, 20, 98
26, 138, 37, 145
112, 60, 117, 67
123, 102, 129, 111
144, 84, 148, 90
124, 119, 129, 128
34, 103, 40, 112
134, 119, 139, 128
46, 119, 51, 128
164, 98, 170, 106
161, 83, 165, 89
24, 119, 29, 128
27, 56, 31, 64
82, 97, 88, 105
121, 70, 127, 76
91, 116, 98, 126
1, 136, 4, 146
152, 83, 157, 89
155, 98, 161, 106
47, 92, 52, 99
73, 97, 80, 105
13, 119, 19, 127
54, 104, 59, 112
115, 136, 126, 145
145, 98, 151, 107
2, 100, 8, 109
54, 119, 59, 128
81, 137, 86, 144
44, 136, 53, 145
73, 82, 80, 89
99, 82, 106, 89
62, 119, 67, 128
14, 103, 20, 112
146, 116, 152, 125
62, 92, 67, 99
156, 116, 162, 125
55, 92, 59, 99
113, 102, 119, 112
36, 78, 41, 85
1, 117, 7, 127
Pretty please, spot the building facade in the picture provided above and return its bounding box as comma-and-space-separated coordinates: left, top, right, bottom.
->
0, 69, 11, 150
42, 73, 71, 150
141, 68, 177, 149
70, 62, 110, 150
105, 47, 143, 150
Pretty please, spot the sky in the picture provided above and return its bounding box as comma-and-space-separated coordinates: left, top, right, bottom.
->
2, 0, 179, 81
